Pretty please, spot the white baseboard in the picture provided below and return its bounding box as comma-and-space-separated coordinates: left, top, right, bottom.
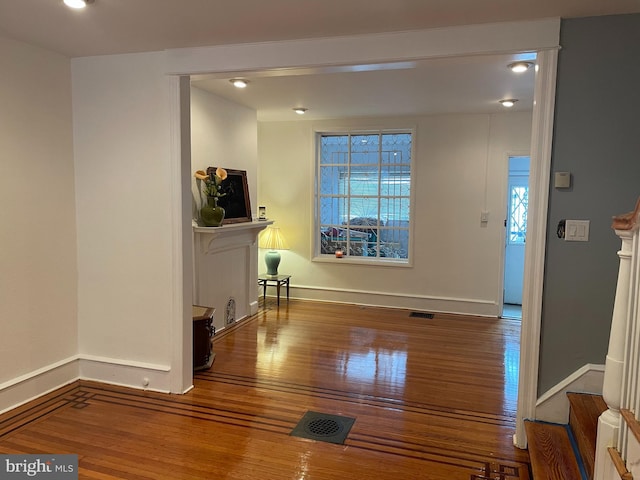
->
0, 354, 176, 414
78, 355, 172, 393
285, 284, 499, 317
249, 300, 259, 315
535, 363, 605, 424
0, 356, 80, 415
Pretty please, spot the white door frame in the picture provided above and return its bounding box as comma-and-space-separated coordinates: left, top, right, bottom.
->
164, 20, 560, 448
514, 48, 558, 447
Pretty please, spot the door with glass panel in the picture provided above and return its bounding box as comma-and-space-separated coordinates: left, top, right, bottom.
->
504, 156, 529, 307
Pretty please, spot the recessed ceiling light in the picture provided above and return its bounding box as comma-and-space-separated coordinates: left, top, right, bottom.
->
499, 99, 518, 108
230, 79, 249, 89
64, 0, 94, 9
507, 61, 534, 73
293, 108, 308, 115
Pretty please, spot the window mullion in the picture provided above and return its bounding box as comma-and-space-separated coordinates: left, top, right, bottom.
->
376, 133, 382, 257
346, 134, 352, 248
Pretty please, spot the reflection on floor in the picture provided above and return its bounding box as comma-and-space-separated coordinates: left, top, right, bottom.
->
0, 300, 528, 480
502, 303, 522, 320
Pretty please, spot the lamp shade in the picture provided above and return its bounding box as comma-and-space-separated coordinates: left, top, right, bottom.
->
259, 226, 289, 276
259, 226, 290, 250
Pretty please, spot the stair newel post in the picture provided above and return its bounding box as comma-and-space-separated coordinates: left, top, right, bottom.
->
594, 200, 640, 480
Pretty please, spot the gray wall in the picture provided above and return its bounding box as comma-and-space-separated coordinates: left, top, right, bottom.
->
539, 14, 640, 394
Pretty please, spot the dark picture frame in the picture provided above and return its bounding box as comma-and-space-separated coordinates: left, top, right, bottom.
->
206, 167, 252, 224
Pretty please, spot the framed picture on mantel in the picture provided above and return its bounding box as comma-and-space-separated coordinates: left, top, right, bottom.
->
206, 167, 252, 224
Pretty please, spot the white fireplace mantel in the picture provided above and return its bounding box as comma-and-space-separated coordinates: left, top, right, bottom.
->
194, 220, 272, 254
193, 220, 272, 330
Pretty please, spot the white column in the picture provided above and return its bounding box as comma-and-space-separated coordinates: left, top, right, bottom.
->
595, 229, 634, 480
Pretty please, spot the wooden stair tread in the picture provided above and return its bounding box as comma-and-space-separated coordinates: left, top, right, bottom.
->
525, 420, 583, 480
567, 393, 607, 479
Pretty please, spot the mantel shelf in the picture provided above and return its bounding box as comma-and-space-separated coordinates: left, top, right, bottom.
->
193, 219, 273, 235
193, 219, 272, 256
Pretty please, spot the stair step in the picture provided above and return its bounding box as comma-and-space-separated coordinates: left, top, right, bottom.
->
525, 420, 583, 480
567, 393, 607, 480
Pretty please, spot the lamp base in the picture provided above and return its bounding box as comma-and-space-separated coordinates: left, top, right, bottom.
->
265, 250, 281, 276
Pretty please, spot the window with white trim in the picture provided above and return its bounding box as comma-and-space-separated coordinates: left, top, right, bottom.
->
315, 131, 412, 262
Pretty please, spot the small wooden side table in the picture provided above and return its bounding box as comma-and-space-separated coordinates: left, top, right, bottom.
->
192, 305, 215, 371
258, 274, 291, 306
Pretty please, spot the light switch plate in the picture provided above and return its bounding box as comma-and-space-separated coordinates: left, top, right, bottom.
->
564, 219, 589, 241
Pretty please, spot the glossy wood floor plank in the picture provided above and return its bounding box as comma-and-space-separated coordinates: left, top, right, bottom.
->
0, 299, 529, 479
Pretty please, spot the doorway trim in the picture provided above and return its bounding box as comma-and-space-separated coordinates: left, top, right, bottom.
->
165, 19, 560, 447
168, 75, 195, 394
514, 48, 558, 448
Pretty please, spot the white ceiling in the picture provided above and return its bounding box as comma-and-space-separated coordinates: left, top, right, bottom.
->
1, 0, 638, 119
191, 53, 538, 121
1, 0, 638, 58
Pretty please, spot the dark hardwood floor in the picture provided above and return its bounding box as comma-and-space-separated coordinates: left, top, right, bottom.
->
0, 299, 530, 479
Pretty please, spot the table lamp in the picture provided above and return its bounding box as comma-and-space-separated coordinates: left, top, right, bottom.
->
259, 226, 290, 275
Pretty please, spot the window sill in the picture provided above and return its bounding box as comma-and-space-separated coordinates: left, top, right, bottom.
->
312, 255, 412, 267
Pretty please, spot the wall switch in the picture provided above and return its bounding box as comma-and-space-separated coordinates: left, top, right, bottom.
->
480, 210, 489, 223
564, 219, 589, 241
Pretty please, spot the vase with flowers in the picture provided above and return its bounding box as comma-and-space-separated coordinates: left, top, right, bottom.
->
195, 167, 228, 227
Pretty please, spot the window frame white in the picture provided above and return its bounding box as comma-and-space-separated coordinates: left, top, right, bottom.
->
312, 127, 416, 266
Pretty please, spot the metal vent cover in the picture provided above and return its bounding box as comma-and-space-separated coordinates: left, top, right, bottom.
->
225, 297, 236, 325
290, 411, 355, 444
410, 311, 435, 319
306, 418, 342, 436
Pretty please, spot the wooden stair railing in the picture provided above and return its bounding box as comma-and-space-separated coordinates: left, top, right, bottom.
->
595, 198, 640, 480
607, 447, 632, 480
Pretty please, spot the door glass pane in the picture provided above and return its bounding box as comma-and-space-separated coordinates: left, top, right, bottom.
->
508, 186, 528, 244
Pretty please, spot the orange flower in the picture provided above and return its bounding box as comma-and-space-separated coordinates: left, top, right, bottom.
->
195, 167, 228, 198
194, 170, 208, 181
215, 167, 228, 181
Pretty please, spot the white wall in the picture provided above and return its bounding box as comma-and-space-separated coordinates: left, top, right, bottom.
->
0, 36, 78, 410
258, 112, 532, 315
71, 52, 178, 391
190, 87, 261, 327
190, 87, 258, 218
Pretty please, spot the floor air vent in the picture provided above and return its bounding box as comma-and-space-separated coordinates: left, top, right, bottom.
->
410, 311, 435, 319
290, 411, 355, 444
